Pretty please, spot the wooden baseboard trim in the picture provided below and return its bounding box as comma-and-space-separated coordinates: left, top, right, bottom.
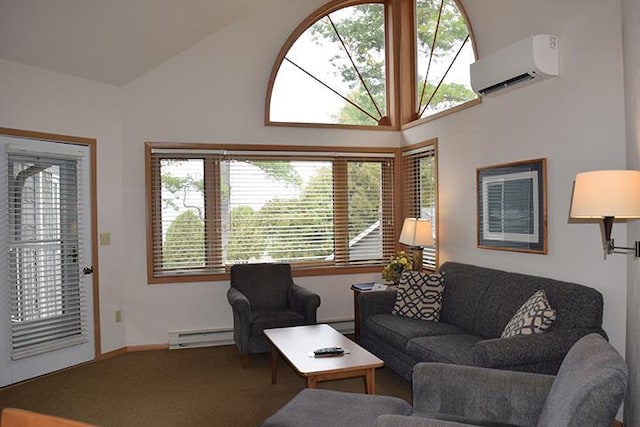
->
98, 347, 127, 360
99, 344, 168, 360
126, 344, 169, 352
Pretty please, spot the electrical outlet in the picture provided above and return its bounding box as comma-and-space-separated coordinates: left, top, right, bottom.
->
115, 310, 122, 323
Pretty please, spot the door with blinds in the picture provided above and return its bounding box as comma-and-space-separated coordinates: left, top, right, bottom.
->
0, 135, 95, 387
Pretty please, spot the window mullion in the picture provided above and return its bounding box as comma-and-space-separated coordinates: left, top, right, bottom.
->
333, 160, 349, 265
149, 155, 163, 279
396, 0, 419, 124
204, 157, 223, 269
381, 159, 396, 259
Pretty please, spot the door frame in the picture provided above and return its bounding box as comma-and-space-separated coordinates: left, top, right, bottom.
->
0, 127, 101, 359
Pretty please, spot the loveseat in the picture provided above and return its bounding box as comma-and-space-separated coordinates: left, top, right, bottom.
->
358, 262, 606, 381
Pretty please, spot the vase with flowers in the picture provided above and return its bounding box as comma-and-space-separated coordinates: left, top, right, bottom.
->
382, 251, 413, 285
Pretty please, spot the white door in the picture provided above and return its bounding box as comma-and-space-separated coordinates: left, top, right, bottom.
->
0, 136, 95, 387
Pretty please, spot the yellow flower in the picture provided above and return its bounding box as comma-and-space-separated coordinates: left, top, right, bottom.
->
381, 251, 413, 283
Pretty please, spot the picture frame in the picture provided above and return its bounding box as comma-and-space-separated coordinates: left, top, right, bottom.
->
476, 158, 547, 254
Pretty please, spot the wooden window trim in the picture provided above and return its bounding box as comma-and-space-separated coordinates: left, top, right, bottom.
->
401, 138, 439, 270
145, 142, 402, 284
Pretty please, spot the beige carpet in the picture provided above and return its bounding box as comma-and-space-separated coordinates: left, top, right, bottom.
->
0, 344, 411, 426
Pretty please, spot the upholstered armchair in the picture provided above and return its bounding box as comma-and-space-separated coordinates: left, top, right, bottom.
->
227, 263, 321, 368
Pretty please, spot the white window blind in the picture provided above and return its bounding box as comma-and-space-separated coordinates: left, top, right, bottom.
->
6, 153, 88, 360
481, 171, 539, 243
402, 144, 437, 270
148, 146, 396, 279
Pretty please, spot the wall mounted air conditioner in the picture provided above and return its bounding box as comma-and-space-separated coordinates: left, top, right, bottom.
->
470, 34, 559, 96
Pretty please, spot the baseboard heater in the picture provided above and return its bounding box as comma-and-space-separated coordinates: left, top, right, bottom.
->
168, 320, 354, 350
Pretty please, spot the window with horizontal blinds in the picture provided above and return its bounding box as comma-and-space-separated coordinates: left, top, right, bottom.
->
147, 145, 396, 280
402, 143, 438, 270
7, 153, 88, 360
480, 170, 540, 243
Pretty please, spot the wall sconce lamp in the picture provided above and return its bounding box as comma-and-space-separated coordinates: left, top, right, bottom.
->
570, 170, 640, 258
399, 218, 434, 271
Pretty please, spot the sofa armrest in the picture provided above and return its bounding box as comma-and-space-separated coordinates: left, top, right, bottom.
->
288, 283, 321, 323
411, 362, 554, 427
375, 415, 475, 427
358, 289, 397, 320
472, 329, 605, 371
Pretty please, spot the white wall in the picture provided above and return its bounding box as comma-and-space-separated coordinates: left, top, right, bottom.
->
404, 0, 628, 352
622, 0, 640, 424
0, 59, 127, 353
120, 0, 401, 345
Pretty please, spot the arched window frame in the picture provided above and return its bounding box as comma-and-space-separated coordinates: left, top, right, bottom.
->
265, 0, 480, 130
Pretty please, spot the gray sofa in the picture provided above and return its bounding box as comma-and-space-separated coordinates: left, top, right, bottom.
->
359, 262, 606, 381
261, 334, 627, 427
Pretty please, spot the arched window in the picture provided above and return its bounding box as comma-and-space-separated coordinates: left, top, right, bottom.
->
415, 0, 476, 120
266, 0, 478, 129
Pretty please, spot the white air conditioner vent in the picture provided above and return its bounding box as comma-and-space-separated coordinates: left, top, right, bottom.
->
470, 34, 559, 96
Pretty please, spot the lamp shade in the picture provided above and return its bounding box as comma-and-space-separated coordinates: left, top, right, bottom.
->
399, 218, 434, 247
570, 170, 640, 218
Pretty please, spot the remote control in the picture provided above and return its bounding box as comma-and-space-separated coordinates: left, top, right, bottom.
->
313, 346, 344, 357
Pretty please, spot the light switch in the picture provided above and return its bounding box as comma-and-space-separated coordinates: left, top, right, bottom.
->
100, 232, 111, 246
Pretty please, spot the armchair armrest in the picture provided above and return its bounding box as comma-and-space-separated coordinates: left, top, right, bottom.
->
227, 286, 251, 319
472, 329, 605, 371
227, 287, 252, 354
411, 363, 554, 427
288, 284, 321, 323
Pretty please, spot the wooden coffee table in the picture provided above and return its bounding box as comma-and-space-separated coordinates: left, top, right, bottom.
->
263, 324, 384, 394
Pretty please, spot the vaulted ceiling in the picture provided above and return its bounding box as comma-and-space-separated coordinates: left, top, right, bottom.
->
0, 0, 259, 86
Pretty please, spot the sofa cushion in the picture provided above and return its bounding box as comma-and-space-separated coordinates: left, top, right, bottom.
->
406, 334, 482, 365
366, 313, 466, 349
392, 271, 445, 320
501, 290, 556, 338
250, 309, 306, 336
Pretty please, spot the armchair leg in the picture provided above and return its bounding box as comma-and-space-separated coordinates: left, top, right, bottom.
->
241, 355, 249, 368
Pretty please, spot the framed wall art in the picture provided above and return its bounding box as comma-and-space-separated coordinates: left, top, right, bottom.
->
476, 158, 547, 254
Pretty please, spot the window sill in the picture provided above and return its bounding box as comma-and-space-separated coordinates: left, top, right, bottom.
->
147, 264, 386, 285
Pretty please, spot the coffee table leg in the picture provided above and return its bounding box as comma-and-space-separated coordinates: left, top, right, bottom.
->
270, 345, 279, 384
307, 376, 318, 388
364, 368, 376, 394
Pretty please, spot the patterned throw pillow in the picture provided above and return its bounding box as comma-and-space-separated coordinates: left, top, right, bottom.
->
501, 289, 557, 338
391, 271, 446, 321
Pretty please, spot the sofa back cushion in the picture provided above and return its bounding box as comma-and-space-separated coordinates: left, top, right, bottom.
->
537, 334, 627, 427
230, 263, 293, 311
438, 262, 495, 333
438, 262, 604, 339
